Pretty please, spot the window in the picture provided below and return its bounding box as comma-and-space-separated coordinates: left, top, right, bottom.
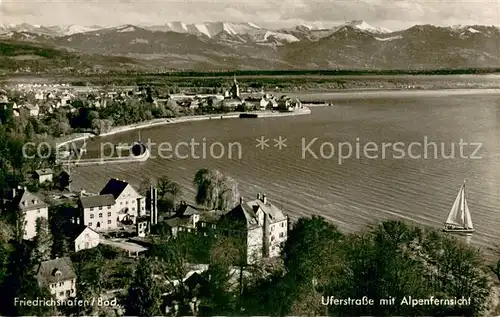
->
270, 225, 274, 232
37, 209, 40, 213
108, 212, 111, 217
59, 282, 63, 286
108, 220, 111, 224
126, 201, 128, 204
99, 213, 102, 218
281, 222, 285, 227
201, 222, 206, 227
270, 235, 275, 241
120, 202, 123, 205
90, 207, 94, 211
51, 283, 56, 288
90, 214, 94, 219
108, 206, 111, 209
59, 291, 64, 296
279, 232, 284, 238
88, 222, 92, 226
99, 206, 103, 210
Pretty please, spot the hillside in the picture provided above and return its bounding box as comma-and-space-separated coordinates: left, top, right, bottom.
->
1, 21, 500, 72
0, 40, 141, 74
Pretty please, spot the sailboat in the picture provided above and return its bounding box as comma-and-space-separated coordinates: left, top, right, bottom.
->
443, 180, 475, 235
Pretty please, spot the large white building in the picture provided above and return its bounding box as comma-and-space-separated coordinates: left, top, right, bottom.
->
222, 193, 288, 264
100, 178, 146, 222
36, 257, 77, 301
77, 178, 145, 232
12, 188, 49, 240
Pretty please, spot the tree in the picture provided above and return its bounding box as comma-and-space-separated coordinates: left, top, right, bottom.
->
32, 217, 53, 262
24, 120, 35, 140
283, 216, 342, 287
200, 235, 244, 315
0, 241, 55, 316
157, 176, 182, 213
193, 169, 239, 211
125, 257, 163, 316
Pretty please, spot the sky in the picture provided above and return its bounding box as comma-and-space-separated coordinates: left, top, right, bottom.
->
1, 0, 500, 31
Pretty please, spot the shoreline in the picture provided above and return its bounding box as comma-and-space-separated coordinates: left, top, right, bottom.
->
56, 108, 311, 148
55, 87, 500, 148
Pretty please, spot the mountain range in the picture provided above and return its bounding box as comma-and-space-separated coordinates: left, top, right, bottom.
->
1, 21, 500, 71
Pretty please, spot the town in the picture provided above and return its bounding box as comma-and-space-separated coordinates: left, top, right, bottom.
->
0, 76, 498, 317
0, 76, 304, 139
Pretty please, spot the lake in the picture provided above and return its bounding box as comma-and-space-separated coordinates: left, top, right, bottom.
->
71, 91, 500, 257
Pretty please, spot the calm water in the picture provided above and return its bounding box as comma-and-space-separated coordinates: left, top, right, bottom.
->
72, 92, 500, 257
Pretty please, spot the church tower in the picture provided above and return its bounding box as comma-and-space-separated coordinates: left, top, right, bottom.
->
230, 74, 240, 99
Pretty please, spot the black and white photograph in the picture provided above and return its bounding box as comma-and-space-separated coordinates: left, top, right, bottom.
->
0, 0, 500, 316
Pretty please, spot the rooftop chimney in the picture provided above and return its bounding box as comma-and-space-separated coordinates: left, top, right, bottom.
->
239, 197, 243, 204
262, 194, 267, 204
257, 193, 261, 200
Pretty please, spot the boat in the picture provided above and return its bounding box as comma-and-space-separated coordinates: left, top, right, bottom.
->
443, 180, 475, 235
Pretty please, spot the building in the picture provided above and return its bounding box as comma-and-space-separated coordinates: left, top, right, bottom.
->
248, 193, 288, 258
164, 202, 223, 237
36, 257, 77, 301
34, 168, 53, 185
221, 193, 288, 263
78, 194, 117, 232
73, 226, 100, 252
100, 178, 146, 223
23, 103, 40, 117
11, 188, 49, 240
77, 178, 146, 232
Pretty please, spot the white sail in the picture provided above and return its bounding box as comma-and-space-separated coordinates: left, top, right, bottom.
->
445, 184, 464, 227
445, 183, 473, 229
463, 198, 473, 229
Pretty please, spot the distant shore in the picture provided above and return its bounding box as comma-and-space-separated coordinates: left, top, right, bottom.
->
55, 87, 500, 148
56, 107, 311, 148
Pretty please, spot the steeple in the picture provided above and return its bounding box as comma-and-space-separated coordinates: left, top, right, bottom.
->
230, 74, 240, 99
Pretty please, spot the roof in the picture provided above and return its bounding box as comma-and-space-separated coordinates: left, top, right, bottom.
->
198, 210, 225, 223
224, 203, 260, 229
175, 204, 225, 224
36, 257, 76, 286
35, 168, 53, 176
100, 178, 129, 199
73, 225, 99, 240
23, 103, 39, 110
223, 197, 287, 228
165, 216, 192, 228
223, 97, 243, 104
246, 199, 287, 223
177, 203, 205, 217
17, 190, 47, 211
79, 194, 115, 208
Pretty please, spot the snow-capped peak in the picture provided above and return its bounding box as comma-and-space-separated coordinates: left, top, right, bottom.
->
247, 22, 261, 29
116, 25, 136, 33
193, 23, 210, 37
345, 20, 391, 34
467, 27, 481, 33
299, 23, 313, 30
222, 23, 237, 35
